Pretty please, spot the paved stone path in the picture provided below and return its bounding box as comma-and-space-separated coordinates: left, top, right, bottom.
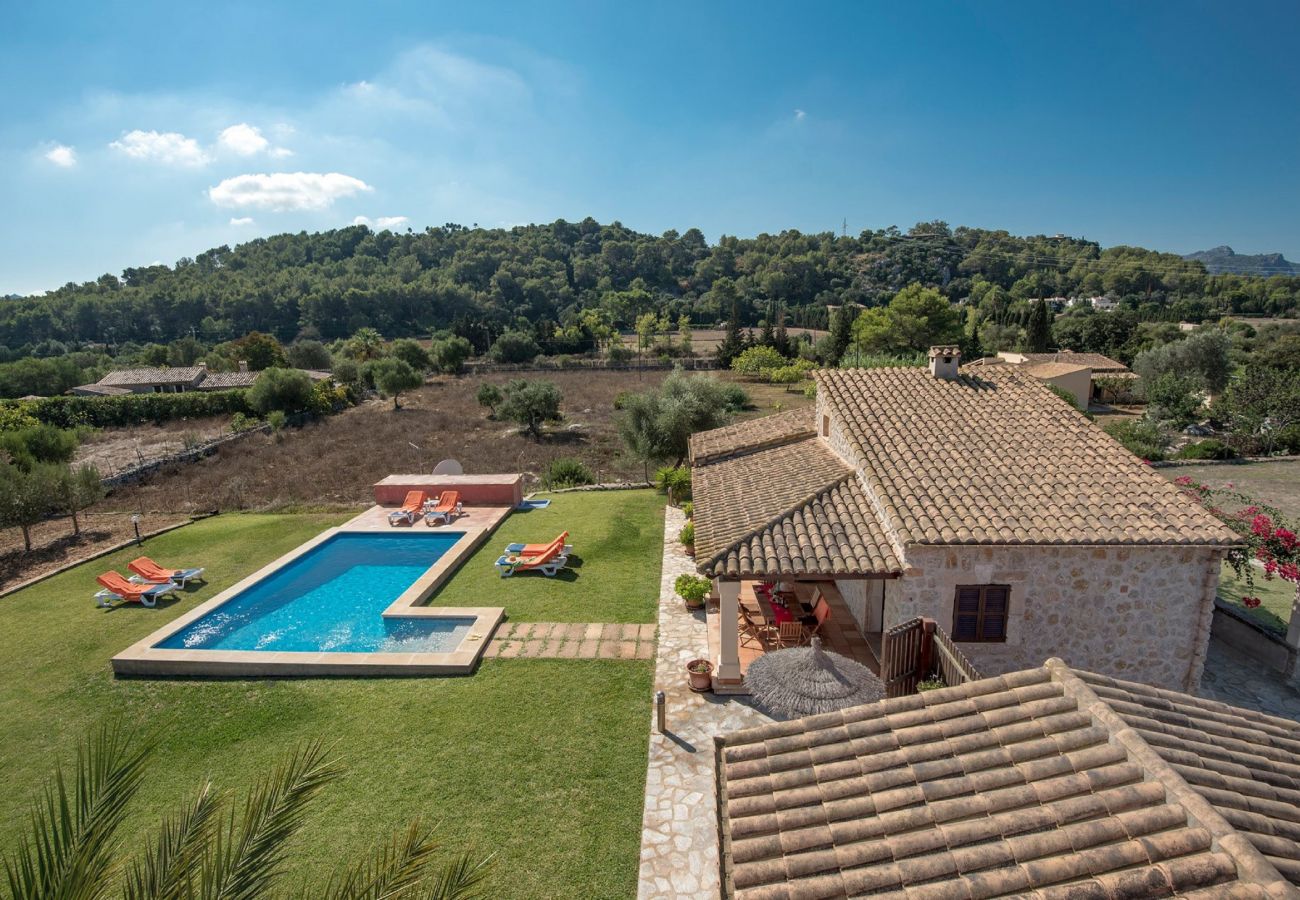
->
637, 505, 775, 899
483, 621, 656, 659
1200, 635, 1300, 722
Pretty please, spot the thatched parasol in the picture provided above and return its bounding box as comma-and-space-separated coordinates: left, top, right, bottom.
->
745, 637, 885, 719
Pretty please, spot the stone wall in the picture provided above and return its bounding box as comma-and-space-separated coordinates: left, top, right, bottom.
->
887, 544, 1224, 692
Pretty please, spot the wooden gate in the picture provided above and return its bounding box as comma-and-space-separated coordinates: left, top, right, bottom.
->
881, 617, 980, 698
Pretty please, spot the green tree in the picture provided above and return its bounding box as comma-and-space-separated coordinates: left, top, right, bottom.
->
713, 279, 745, 367
390, 338, 431, 372
1144, 372, 1202, 426
227, 331, 288, 370
1025, 299, 1051, 352
249, 367, 315, 415
617, 368, 733, 471
342, 328, 385, 362
370, 358, 424, 409
635, 312, 658, 364
488, 331, 540, 364
676, 314, 693, 357
730, 345, 788, 378
497, 379, 562, 439
475, 382, 503, 417
1133, 329, 1232, 394
1, 724, 490, 900
851, 284, 962, 355
0, 462, 59, 551
286, 339, 333, 370
826, 306, 856, 365
52, 463, 104, 535
430, 335, 473, 374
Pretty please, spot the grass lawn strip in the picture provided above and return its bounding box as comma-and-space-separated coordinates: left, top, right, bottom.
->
0, 501, 656, 899
1218, 562, 1296, 635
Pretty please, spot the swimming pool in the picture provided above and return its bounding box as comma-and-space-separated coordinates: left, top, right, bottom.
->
114, 510, 509, 677
158, 532, 472, 653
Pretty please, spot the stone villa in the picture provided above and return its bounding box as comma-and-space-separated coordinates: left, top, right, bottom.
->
690, 346, 1239, 693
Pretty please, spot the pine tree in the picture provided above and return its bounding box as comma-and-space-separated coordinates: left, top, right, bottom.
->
1026, 299, 1051, 353
716, 296, 745, 367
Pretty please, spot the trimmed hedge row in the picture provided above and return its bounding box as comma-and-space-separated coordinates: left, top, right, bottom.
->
0, 390, 254, 429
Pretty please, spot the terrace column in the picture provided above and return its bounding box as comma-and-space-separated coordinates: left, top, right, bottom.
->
716, 578, 742, 683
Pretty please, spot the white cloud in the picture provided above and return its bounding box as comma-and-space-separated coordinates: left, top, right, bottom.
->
217, 123, 269, 156
352, 215, 409, 230
110, 129, 209, 167
269, 147, 294, 158
208, 172, 372, 211
229, 216, 255, 226
44, 144, 77, 167
794, 109, 807, 121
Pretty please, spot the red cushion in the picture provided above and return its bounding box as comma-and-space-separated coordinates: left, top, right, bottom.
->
771, 605, 793, 625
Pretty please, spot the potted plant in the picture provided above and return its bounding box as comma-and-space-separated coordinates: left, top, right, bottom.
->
675, 574, 710, 611
686, 658, 714, 692
678, 521, 695, 556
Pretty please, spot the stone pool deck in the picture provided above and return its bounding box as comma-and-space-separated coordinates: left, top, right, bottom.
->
637, 504, 774, 899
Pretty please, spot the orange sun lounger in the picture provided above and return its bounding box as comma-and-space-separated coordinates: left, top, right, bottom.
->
388, 490, 429, 526
424, 490, 463, 526
504, 531, 571, 557
127, 556, 206, 587
94, 571, 177, 608
494, 536, 569, 578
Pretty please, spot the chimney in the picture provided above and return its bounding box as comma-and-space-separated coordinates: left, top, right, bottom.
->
928, 345, 961, 381
238, 360, 248, 373
197, 361, 207, 370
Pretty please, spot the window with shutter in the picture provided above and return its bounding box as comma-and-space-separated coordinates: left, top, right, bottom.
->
951, 585, 1010, 643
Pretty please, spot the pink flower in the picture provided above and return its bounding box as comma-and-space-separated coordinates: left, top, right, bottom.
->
1174, 475, 1193, 486
1264, 559, 1278, 577
1251, 514, 1274, 537
1279, 562, 1300, 583
1274, 527, 1297, 551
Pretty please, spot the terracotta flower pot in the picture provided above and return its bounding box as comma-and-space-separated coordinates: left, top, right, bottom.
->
686, 658, 714, 692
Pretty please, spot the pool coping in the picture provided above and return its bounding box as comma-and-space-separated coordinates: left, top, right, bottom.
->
111, 504, 511, 677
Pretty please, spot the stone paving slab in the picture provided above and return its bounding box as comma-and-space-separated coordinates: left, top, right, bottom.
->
1200, 635, 1300, 722
637, 505, 774, 899
483, 620, 656, 659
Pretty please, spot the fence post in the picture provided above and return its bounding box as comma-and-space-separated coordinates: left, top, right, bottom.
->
919, 618, 935, 680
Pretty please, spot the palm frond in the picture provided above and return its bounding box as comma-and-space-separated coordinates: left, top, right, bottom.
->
122, 780, 221, 900
312, 819, 447, 900
2, 723, 151, 900
416, 852, 493, 900
199, 740, 342, 900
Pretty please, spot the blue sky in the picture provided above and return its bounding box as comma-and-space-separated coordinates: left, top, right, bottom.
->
3, 1, 1299, 295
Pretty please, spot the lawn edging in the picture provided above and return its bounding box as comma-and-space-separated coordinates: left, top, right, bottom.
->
0, 516, 203, 601
1211, 598, 1298, 681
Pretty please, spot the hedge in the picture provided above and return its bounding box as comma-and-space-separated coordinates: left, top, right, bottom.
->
0, 390, 255, 429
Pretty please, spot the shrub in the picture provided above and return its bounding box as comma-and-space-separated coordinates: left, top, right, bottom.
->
674, 573, 710, 604
802, 381, 817, 400
230, 412, 261, 433
0, 424, 78, 470
0, 404, 39, 432
836, 350, 925, 369
2, 391, 254, 429
497, 379, 562, 439
266, 409, 288, 432
678, 520, 695, 547
249, 367, 314, 415
916, 677, 946, 692
730, 345, 788, 378
656, 466, 692, 503
544, 457, 594, 488
489, 330, 540, 364
389, 338, 431, 372
476, 382, 503, 416
1104, 418, 1168, 461
681, 500, 693, 519
429, 334, 473, 374
720, 383, 750, 412
331, 357, 360, 386
606, 344, 633, 364
767, 365, 806, 387
1046, 384, 1080, 409
286, 339, 332, 370
369, 358, 424, 409
1173, 439, 1238, 460
1144, 372, 1202, 427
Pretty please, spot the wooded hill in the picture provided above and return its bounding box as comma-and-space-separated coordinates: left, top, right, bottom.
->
4, 219, 1299, 355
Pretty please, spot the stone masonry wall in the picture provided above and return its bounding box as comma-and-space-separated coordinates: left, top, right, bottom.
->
887, 544, 1224, 692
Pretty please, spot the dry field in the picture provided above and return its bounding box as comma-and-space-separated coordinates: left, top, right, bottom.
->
1164, 458, 1300, 522
617, 328, 827, 352
74, 416, 231, 477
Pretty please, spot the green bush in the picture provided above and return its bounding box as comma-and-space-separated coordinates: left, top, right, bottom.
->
249, 367, 314, 415
1104, 418, 1168, 461
389, 339, 431, 372
730, 346, 788, 378
681, 501, 693, 519
678, 520, 695, 547
674, 573, 711, 604
1173, 439, 1237, 460
802, 381, 817, 400
369, 358, 424, 409
331, 358, 360, 386
429, 334, 473, 374
606, 344, 633, 364
655, 466, 692, 503
544, 457, 594, 488
0, 404, 39, 432
230, 412, 262, 433
0, 424, 78, 470
720, 384, 750, 412
476, 382, 503, 415
489, 330, 541, 364
266, 409, 288, 432
767, 365, 806, 386
916, 677, 946, 692
286, 339, 332, 370
0, 390, 254, 429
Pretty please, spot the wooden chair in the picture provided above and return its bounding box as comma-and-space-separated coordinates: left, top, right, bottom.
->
776, 621, 806, 648
803, 598, 833, 641
739, 605, 774, 649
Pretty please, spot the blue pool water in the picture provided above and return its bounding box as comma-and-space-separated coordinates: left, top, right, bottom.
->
158, 532, 472, 653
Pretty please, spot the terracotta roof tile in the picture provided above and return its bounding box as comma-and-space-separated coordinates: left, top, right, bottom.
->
195, 370, 260, 389
689, 408, 816, 465
1016, 351, 1131, 372
716, 661, 1300, 899
98, 366, 206, 386
815, 366, 1239, 547
692, 436, 900, 578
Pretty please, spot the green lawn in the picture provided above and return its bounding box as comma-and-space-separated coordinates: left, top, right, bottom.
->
1219, 562, 1296, 635
431, 488, 665, 623
0, 501, 659, 899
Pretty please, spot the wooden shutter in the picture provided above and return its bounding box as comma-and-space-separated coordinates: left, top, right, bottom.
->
952, 585, 1009, 643
953, 586, 982, 641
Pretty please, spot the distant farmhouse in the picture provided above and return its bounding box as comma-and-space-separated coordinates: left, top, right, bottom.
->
964, 350, 1135, 408
70, 362, 329, 397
